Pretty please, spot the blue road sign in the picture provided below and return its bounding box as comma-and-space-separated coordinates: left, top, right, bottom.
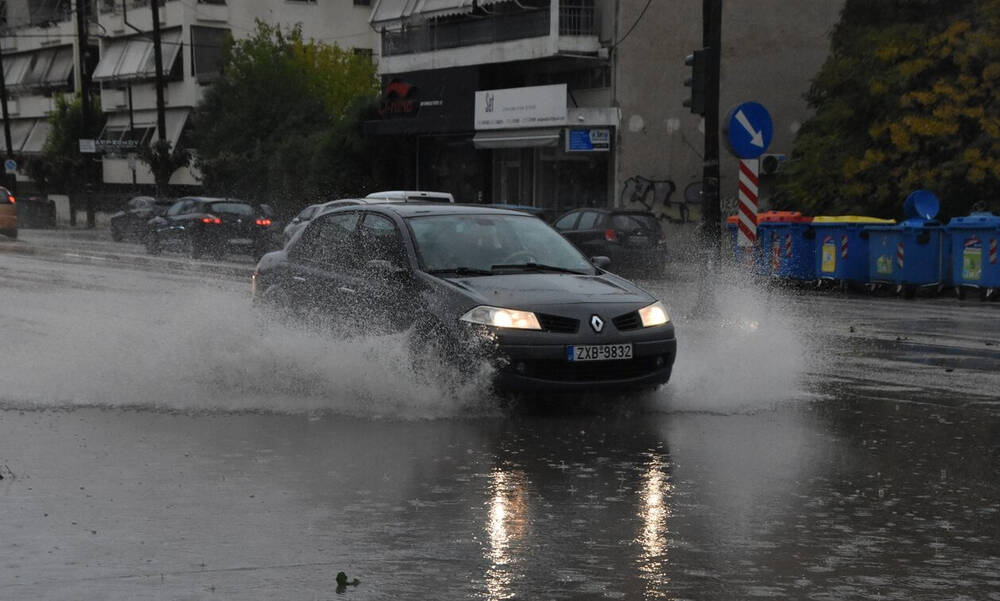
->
725, 101, 773, 159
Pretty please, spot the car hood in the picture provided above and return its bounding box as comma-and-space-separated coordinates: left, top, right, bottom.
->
439, 272, 653, 310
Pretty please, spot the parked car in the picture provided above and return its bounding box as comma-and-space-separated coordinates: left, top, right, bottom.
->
364, 190, 455, 203
253, 204, 676, 393
283, 199, 367, 245
552, 208, 667, 277
0, 186, 16, 239
110, 196, 174, 242
146, 197, 272, 259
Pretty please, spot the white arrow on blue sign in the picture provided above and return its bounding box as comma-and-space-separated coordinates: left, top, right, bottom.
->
724, 101, 773, 159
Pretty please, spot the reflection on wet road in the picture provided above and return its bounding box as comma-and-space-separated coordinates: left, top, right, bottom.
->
1, 246, 999, 600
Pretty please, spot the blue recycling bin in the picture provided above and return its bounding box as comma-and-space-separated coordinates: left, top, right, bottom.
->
946, 212, 1000, 296
725, 215, 758, 267
756, 211, 815, 280
812, 216, 895, 284
865, 219, 951, 295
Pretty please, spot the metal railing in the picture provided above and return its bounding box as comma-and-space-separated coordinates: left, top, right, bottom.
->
382, 8, 550, 57
559, 2, 596, 36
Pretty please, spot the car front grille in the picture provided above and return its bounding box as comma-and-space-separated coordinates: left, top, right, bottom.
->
612, 311, 641, 331
509, 354, 672, 382
537, 313, 579, 334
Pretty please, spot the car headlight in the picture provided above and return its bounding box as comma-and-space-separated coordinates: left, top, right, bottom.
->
638, 301, 670, 327
460, 305, 542, 330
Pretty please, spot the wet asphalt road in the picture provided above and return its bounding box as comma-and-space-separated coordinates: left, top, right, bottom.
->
1, 230, 998, 600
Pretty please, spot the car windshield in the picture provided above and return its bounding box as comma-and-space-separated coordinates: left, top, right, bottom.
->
612, 213, 661, 234
207, 202, 253, 216
408, 214, 593, 275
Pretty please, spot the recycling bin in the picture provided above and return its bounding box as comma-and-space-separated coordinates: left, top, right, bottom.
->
946, 212, 1000, 298
725, 215, 757, 267
756, 211, 815, 281
866, 219, 951, 297
812, 216, 895, 284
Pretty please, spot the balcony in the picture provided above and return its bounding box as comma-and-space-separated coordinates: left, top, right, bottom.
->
377, 1, 599, 73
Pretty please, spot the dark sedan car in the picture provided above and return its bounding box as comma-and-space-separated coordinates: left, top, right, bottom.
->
553, 208, 666, 277
146, 197, 272, 259
110, 196, 174, 242
253, 204, 676, 393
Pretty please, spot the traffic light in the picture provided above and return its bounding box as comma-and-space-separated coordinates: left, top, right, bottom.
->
683, 49, 707, 115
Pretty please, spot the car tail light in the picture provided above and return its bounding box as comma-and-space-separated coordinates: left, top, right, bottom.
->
6, 195, 14, 204
201, 215, 221, 224
255, 218, 272, 226
604, 228, 618, 242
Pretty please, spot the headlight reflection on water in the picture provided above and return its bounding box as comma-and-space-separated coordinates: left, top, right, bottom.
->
485, 468, 529, 601
638, 454, 673, 598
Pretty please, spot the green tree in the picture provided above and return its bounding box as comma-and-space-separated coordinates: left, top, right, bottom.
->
191, 21, 381, 214
779, 0, 1000, 218
26, 93, 103, 196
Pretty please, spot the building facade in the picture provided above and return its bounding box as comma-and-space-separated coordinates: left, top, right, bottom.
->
93, 0, 377, 189
364, 0, 845, 219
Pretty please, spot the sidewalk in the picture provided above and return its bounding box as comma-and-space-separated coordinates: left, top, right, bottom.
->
0, 226, 253, 279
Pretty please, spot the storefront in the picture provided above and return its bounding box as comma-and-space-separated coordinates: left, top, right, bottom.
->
365, 72, 618, 210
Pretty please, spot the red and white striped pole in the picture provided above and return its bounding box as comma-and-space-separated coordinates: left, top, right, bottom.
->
737, 158, 759, 249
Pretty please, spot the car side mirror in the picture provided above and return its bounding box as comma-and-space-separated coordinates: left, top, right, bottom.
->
291, 217, 301, 224
591, 256, 611, 269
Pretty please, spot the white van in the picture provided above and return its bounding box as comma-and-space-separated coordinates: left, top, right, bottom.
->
364, 190, 455, 203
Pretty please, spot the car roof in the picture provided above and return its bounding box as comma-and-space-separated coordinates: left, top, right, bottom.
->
177, 196, 251, 204
329, 203, 530, 218
364, 190, 455, 203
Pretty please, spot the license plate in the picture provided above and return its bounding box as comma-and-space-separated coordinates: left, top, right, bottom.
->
567, 343, 633, 362
228, 237, 254, 246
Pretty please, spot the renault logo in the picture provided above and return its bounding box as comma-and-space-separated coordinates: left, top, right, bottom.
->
590, 315, 604, 333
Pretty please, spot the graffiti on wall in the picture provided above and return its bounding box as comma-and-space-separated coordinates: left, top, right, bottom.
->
620, 176, 702, 224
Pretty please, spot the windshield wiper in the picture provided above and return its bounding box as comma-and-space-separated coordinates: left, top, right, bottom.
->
491, 262, 588, 275
427, 267, 494, 276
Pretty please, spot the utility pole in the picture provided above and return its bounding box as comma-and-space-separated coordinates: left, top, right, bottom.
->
0, 42, 16, 195
150, 0, 168, 197
701, 0, 722, 258
76, 0, 93, 226
150, 0, 166, 147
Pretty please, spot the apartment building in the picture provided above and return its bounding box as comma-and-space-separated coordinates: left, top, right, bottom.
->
93, 0, 377, 189
0, 0, 92, 185
363, 0, 844, 214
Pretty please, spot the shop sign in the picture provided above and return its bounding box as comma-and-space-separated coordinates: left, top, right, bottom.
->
95, 138, 142, 153
474, 84, 567, 130
566, 128, 610, 152
379, 79, 420, 117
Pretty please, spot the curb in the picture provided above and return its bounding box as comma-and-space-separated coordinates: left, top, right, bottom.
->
0, 238, 252, 280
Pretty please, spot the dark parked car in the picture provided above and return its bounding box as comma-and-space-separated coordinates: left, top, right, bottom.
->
146, 197, 272, 259
253, 204, 676, 393
110, 196, 174, 242
552, 208, 667, 277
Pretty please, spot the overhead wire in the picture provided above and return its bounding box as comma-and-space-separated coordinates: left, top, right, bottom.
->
611, 0, 652, 49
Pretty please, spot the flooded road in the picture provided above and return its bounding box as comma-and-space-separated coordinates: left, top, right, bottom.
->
1, 239, 999, 600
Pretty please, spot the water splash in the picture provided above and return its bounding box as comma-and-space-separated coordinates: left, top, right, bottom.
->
1, 282, 497, 418
649, 261, 818, 413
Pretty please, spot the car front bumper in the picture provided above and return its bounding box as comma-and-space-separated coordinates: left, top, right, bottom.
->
492, 334, 676, 393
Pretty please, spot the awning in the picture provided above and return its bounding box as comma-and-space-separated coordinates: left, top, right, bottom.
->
18, 48, 56, 89
42, 46, 74, 86
372, 0, 506, 26
92, 28, 183, 82
21, 119, 51, 154
414, 0, 473, 20
370, 0, 418, 25
0, 119, 36, 154
101, 107, 190, 147
473, 128, 560, 149
3, 54, 31, 87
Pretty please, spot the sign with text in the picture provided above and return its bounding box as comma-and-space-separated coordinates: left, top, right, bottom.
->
566, 128, 610, 152
474, 84, 567, 130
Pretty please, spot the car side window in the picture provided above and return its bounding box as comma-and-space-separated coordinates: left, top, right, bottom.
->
554, 212, 580, 231
576, 211, 600, 230
166, 201, 188, 217
296, 211, 359, 266
357, 213, 405, 267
